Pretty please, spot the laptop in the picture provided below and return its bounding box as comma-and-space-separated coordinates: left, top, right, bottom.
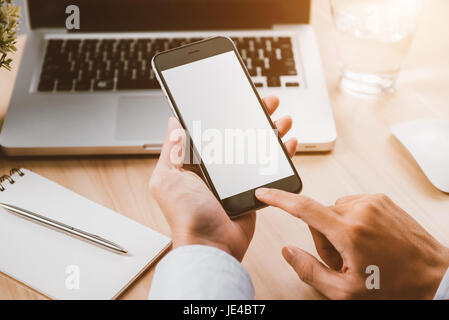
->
0, 0, 337, 156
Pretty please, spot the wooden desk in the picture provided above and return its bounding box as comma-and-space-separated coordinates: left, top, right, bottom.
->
1, 0, 448, 300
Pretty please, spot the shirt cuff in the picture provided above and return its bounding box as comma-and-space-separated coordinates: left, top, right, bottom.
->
434, 267, 449, 300
149, 245, 255, 300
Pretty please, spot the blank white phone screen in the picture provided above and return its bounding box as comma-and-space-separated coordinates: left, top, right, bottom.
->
162, 50, 295, 200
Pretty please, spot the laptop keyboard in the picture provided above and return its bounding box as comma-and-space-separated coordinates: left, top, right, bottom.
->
38, 36, 300, 92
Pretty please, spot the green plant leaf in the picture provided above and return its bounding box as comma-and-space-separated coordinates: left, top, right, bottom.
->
0, 0, 20, 71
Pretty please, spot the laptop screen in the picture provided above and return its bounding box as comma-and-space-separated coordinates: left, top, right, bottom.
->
28, 0, 310, 31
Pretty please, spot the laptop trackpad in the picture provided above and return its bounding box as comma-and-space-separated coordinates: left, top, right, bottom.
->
115, 96, 171, 141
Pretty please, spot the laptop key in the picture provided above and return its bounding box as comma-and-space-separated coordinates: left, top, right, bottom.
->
80, 69, 96, 82
43, 63, 70, 75
48, 39, 63, 49
38, 80, 55, 92
98, 69, 114, 81
94, 79, 114, 91
137, 78, 161, 89
75, 80, 92, 91
116, 77, 136, 90
99, 40, 115, 51
117, 77, 160, 90
56, 79, 74, 91
111, 60, 126, 70
281, 48, 294, 59
267, 76, 282, 87
248, 68, 258, 77
64, 40, 81, 53
270, 59, 297, 76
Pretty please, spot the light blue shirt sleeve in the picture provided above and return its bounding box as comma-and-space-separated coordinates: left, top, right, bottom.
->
149, 245, 255, 300
434, 267, 449, 300
149, 245, 449, 300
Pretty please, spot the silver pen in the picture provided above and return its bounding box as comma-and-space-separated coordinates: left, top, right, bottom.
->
0, 202, 128, 255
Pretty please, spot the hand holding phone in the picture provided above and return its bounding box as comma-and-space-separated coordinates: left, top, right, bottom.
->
150, 96, 298, 261
152, 36, 302, 218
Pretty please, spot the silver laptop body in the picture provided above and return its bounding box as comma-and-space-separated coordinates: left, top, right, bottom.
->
0, 0, 336, 156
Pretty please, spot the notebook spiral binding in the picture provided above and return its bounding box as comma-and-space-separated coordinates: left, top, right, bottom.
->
0, 168, 25, 192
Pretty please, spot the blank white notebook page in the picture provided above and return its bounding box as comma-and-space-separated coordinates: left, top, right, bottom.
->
0, 169, 171, 300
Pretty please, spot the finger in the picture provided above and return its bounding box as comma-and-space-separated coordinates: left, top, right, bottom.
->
335, 195, 364, 206
256, 189, 342, 234
262, 95, 280, 115
309, 227, 343, 271
158, 117, 186, 170
274, 115, 293, 138
284, 138, 298, 158
282, 246, 345, 299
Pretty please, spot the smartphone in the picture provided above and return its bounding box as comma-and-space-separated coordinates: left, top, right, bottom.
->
152, 36, 302, 218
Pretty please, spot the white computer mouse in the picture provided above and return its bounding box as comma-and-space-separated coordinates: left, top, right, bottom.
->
391, 119, 449, 193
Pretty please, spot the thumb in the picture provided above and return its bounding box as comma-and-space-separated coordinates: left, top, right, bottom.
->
159, 117, 186, 169
282, 246, 344, 299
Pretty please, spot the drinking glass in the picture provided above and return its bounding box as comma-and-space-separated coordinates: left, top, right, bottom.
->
330, 0, 422, 97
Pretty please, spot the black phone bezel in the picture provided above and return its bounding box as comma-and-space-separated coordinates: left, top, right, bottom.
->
152, 36, 302, 218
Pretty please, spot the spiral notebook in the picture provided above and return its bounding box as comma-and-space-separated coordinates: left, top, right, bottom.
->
0, 168, 171, 300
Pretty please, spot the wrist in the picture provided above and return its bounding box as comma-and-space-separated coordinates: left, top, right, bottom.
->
171, 233, 233, 257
